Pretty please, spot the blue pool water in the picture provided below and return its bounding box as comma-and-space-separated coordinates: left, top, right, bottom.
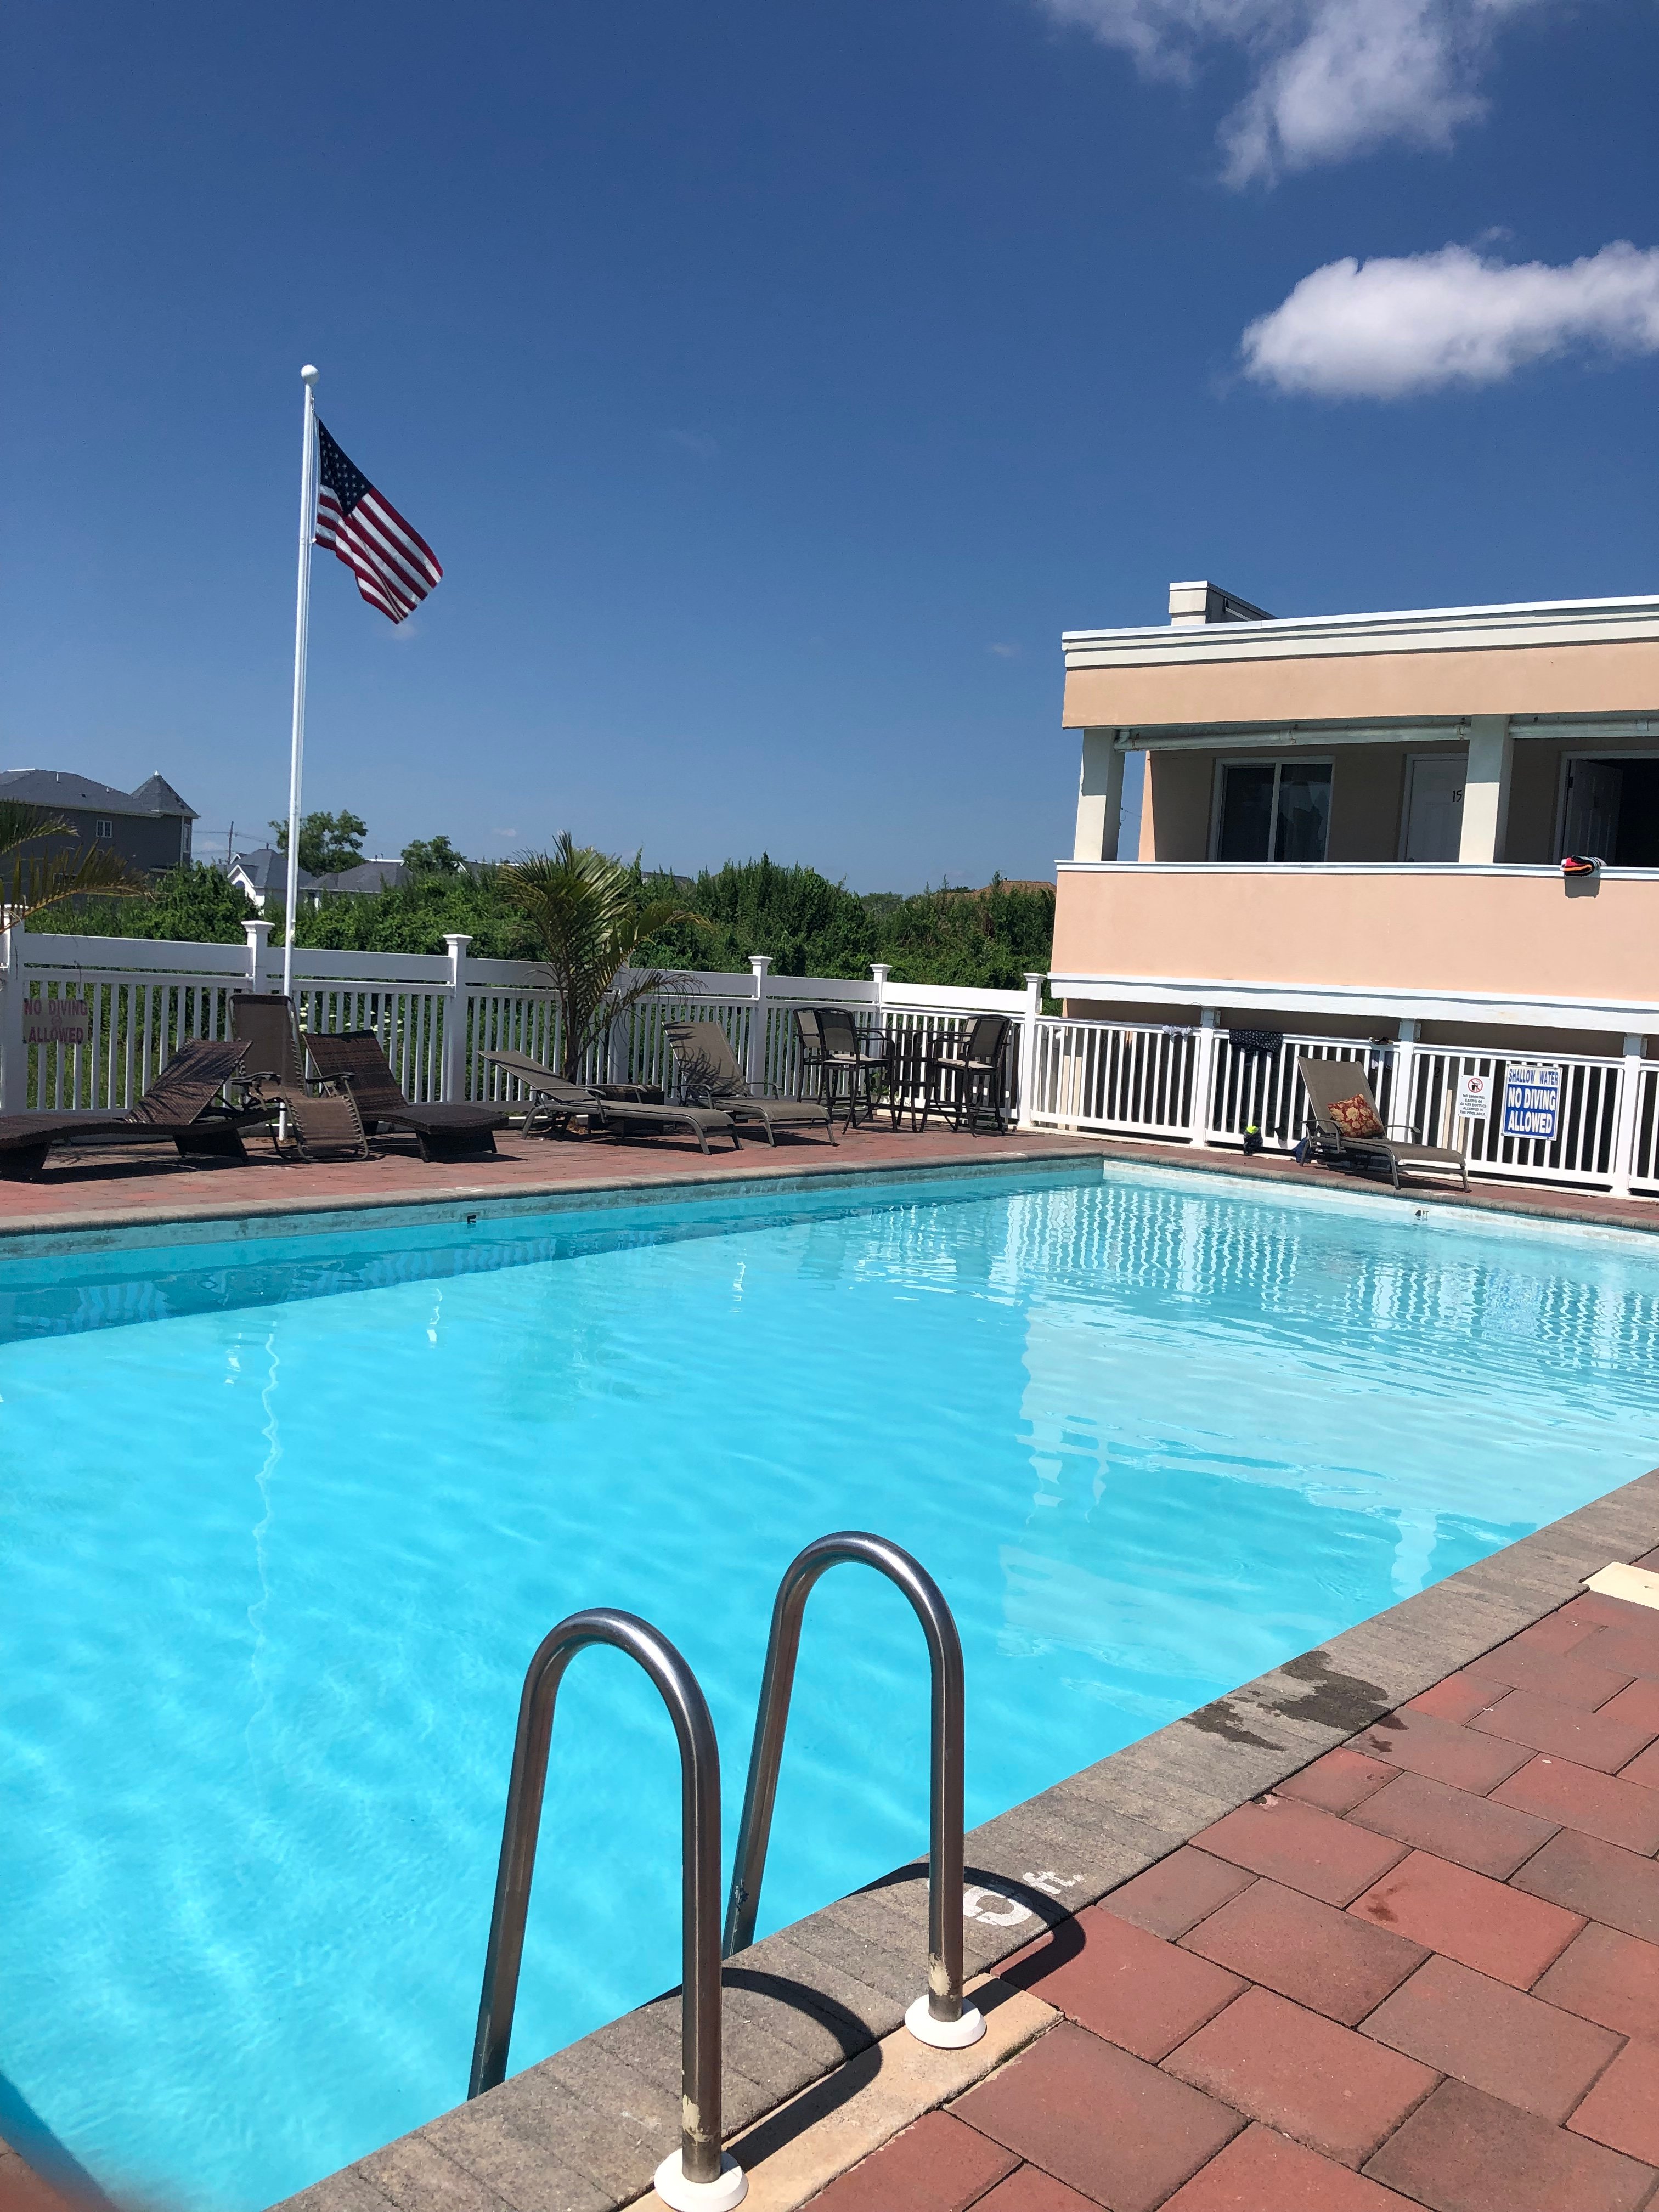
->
4, 1159, 1659, 2210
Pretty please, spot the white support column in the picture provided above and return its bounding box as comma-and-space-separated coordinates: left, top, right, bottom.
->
1074, 730, 1126, 862
1189, 1007, 1220, 1144
1016, 972, 1045, 1129
1394, 1018, 1420, 1139
0, 916, 25, 1114
747, 955, 773, 1089
244, 919, 274, 995
1458, 716, 1514, 864
442, 933, 472, 1103
1611, 1032, 1648, 1198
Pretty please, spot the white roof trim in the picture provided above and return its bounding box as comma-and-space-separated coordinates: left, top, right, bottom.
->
1063, 593, 1659, 672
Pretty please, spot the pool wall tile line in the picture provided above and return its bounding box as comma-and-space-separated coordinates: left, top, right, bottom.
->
267, 1463, 1659, 2212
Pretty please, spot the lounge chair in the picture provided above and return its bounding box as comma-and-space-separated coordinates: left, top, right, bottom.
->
1296, 1054, 1470, 1192
304, 1030, 507, 1161
0, 1036, 258, 1181
665, 1022, 837, 1145
479, 1048, 739, 1154
924, 1014, 1012, 1135
229, 994, 369, 1161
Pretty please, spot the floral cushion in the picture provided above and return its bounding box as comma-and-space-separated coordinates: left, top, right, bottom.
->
1328, 1093, 1385, 1140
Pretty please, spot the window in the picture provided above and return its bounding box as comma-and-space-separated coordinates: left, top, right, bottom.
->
93, 817, 114, 840
1215, 760, 1331, 862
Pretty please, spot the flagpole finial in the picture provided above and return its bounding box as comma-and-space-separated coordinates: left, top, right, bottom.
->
300, 364, 319, 386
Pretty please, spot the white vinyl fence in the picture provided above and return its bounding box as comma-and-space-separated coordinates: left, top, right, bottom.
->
1024, 1012, 1659, 1201
0, 918, 1046, 1125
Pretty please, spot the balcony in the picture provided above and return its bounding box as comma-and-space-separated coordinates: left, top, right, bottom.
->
1050, 862, 1659, 1039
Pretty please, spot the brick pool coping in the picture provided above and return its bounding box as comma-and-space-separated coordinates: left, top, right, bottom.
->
272, 1469, 1659, 2212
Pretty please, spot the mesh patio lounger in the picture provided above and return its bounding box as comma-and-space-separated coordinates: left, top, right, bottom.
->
229, 994, 370, 1162
0, 1036, 257, 1182
478, 1048, 738, 1154
303, 1030, 508, 1162
1297, 1054, 1470, 1192
665, 1021, 837, 1146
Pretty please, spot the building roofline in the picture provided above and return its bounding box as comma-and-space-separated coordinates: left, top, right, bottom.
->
1062, 592, 1659, 672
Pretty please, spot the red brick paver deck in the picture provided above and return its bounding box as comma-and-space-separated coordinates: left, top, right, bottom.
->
0, 1120, 1101, 1233
806, 1566, 1659, 2212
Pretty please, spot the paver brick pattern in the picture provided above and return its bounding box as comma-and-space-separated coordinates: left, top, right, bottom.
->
806, 1588, 1659, 2212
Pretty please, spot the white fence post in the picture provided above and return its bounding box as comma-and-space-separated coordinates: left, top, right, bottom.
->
1393, 1019, 1420, 1139
747, 955, 772, 1088
443, 933, 472, 1102
1188, 1008, 1219, 1143
244, 918, 274, 995
1611, 1032, 1647, 1197
0, 917, 25, 1113
1017, 973, 1044, 1128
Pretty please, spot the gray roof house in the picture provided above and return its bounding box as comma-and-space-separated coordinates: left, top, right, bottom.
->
0, 768, 196, 879
226, 848, 409, 912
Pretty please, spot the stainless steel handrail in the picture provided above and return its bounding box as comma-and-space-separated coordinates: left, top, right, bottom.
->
721, 1532, 983, 2047
469, 1609, 743, 2207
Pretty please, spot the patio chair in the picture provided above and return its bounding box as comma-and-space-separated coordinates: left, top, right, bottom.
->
815, 1007, 885, 1127
924, 1015, 1012, 1136
0, 1036, 259, 1181
1296, 1054, 1470, 1193
303, 1030, 508, 1162
665, 1021, 837, 1146
229, 994, 369, 1162
479, 1048, 738, 1154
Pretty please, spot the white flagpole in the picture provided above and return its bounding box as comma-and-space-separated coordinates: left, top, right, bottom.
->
281, 364, 319, 1003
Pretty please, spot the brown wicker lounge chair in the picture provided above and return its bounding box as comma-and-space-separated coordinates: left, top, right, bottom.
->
479, 1048, 738, 1154
304, 1030, 507, 1161
0, 1037, 257, 1181
1297, 1054, 1470, 1192
229, 994, 369, 1162
665, 1022, 836, 1145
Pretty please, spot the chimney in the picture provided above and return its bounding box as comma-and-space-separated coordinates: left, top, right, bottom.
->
1169, 580, 1274, 626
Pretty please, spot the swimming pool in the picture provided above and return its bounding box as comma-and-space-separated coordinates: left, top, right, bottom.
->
4, 1159, 1659, 2210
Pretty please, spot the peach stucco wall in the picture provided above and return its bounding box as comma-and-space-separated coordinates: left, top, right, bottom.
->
1052, 867, 1659, 1008
1064, 639, 1659, 729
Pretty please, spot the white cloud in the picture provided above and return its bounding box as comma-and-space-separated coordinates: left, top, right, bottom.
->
988, 641, 1022, 658
1240, 240, 1659, 398
1038, 0, 1543, 184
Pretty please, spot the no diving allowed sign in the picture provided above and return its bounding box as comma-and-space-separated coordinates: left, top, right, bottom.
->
1502, 1064, 1561, 1142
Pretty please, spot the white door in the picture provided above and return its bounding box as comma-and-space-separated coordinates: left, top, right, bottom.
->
1404, 758, 1466, 862
1562, 760, 1622, 860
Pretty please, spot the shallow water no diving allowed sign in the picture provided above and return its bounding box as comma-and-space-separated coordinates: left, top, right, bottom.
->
1501, 1063, 1562, 1142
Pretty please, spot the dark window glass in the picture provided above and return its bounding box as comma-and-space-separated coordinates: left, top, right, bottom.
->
1274, 763, 1332, 862
1217, 763, 1275, 859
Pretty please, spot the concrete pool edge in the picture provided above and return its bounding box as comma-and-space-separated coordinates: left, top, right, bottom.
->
0, 1142, 1106, 1256
268, 1464, 1659, 2212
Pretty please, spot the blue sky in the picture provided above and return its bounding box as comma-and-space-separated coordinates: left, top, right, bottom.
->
2, 0, 1656, 888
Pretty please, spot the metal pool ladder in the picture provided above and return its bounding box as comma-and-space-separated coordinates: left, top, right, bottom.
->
467, 1609, 747, 2212
722, 1530, 985, 2050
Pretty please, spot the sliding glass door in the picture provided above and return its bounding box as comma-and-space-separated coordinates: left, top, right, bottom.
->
1215, 759, 1331, 861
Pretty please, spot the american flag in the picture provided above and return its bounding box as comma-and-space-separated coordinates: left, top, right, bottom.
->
314, 421, 442, 623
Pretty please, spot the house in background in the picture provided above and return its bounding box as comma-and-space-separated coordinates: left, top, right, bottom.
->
1056, 582, 1659, 1062
224, 849, 409, 913
0, 768, 196, 878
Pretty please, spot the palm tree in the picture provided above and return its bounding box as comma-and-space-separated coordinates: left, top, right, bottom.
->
498, 835, 702, 1081
0, 802, 153, 923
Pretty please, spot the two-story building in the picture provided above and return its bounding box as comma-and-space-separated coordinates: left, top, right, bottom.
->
1046, 583, 1659, 1192
0, 768, 196, 878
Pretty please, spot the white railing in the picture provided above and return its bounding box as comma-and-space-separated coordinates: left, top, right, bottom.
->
0, 919, 1046, 1125
1025, 1012, 1655, 1200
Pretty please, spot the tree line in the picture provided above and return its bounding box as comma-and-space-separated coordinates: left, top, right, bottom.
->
26, 833, 1054, 991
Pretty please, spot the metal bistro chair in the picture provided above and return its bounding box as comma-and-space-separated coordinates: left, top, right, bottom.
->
815, 1007, 885, 1128
923, 1014, 1012, 1136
